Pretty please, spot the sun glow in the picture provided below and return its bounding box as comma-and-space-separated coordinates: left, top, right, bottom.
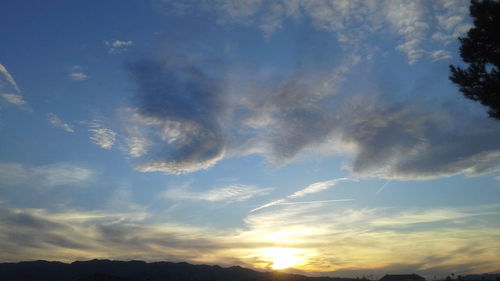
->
260, 248, 306, 270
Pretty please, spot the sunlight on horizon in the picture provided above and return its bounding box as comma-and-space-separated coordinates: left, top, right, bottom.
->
254, 248, 311, 270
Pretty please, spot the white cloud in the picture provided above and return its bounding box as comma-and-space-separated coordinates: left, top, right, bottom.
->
249, 199, 285, 213
1, 93, 26, 105
163, 184, 273, 202
430, 49, 452, 61
105, 40, 134, 54
0, 64, 28, 108
126, 136, 149, 157
0, 63, 20, 92
385, 0, 429, 64
0, 202, 499, 275
162, 0, 470, 64
68, 72, 88, 81
135, 157, 223, 174
0, 162, 94, 188
88, 122, 116, 149
47, 113, 74, 133
289, 178, 349, 199
251, 178, 351, 212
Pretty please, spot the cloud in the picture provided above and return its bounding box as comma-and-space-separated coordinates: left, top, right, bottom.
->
47, 113, 74, 133
1, 93, 26, 105
0, 202, 499, 276
116, 0, 500, 181
240, 203, 500, 275
288, 178, 349, 199
228, 53, 361, 164
0, 205, 226, 263
105, 40, 134, 54
125, 58, 226, 174
339, 99, 500, 179
251, 178, 351, 212
88, 121, 116, 149
386, 0, 429, 64
0, 63, 28, 108
430, 49, 452, 61
0, 162, 94, 188
68, 72, 88, 81
120, 46, 500, 180
159, 0, 470, 63
0, 63, 21, 92
162, 184, 273, 202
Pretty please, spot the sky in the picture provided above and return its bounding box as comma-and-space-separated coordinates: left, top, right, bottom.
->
1, 0, 500, 279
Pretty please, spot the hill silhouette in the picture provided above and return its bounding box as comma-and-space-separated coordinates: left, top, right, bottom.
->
0, 259, 357, 281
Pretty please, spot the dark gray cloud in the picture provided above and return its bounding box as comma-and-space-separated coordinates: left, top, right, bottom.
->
126, 59, 226, 174
123, 51, 500, 179
117, 3, 500, 179
0, 208, 88, 253
340, 99, 500, 179
0, 206, 231, 262
0, 208, 64, 231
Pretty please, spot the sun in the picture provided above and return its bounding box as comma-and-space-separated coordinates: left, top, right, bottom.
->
260, 248, 305, 270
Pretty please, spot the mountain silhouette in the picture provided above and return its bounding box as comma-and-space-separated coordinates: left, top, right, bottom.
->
0, 259, 357, 281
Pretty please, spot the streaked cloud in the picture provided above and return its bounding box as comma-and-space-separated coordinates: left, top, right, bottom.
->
0, 63, 20, 92
160, 0, 470, 64
1, 93, 26, 105
252, 178, 351, 212
68, 72, 88, 81
2, 203, 498, 276
88, 121, 116, 149
47, 113, 75, 133
289, 178, 349, 199
105, 40, 134, 54
162, 184, 273, 202
0, 63, 28, 109
430, 49, 452, 61
240, 203, 500, 275
0, 162, 94, 188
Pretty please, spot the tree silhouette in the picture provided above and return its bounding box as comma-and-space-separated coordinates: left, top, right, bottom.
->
449, 0, 500, 119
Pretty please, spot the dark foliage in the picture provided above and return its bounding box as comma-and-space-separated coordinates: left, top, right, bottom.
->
449, 0, 500, 119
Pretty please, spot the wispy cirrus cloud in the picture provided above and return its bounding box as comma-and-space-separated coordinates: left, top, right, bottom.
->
105, 40, 134, 54
87, 121, 116, 149
0, 63, 29, 109
67, 65, 88, 81
289, 178, 349, 199
160, 0, 471, 63
47, 113, 74, 133
251, 178, 351, 212
68, 72, 88, 81
0, 162, 94, 188
240, 203, 500, 275
163, 184, 273, 202
1, 93, 26, 105
0, 202, 499, 276
0, 63, 21, 92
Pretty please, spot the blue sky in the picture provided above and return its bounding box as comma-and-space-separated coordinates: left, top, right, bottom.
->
1, 0, 500, 278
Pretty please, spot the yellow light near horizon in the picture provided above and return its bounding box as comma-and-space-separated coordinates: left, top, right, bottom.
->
260, 248, 305, 270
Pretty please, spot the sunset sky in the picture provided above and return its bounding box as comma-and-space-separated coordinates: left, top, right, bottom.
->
1, 0, 500, 279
